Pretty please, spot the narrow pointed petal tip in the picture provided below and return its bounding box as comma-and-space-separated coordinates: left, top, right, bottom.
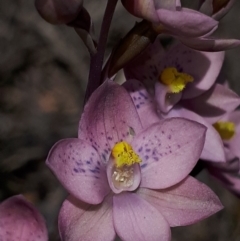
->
138, 176, 223, 227
132, 117, 207, 189
46, 138, 110, 205
59, 195, 115, 241
0, 195, 48, 241
113, 192, 171, 241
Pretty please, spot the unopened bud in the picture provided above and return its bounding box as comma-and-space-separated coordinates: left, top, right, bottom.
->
35, 0, 83, 24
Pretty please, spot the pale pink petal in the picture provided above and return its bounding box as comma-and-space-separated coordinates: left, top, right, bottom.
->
59, 195, 115, 241
157, 8, 218, 37
0, 195, 48, 241
181, 84, 240, 124
137, 176, 223, 227
165, 106, 226, 162
132, 118, 206, 189
124, 79, 161, 128
113, 192, 170, 241
79, 80, 142, 163
46, 138, 110, 204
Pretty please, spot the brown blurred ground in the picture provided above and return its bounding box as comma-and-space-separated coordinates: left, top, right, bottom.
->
0, 1, 240, 241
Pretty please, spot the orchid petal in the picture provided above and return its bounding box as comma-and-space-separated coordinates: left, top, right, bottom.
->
180, 37, 240, 51
0, 195, 48, 241
181, 84, 240, 124
124, 79, 161, 128
155, 81, 182, 113
113, 192, 170, 241
46, 138, 110, 204
132, 118, 206, 189
79, 80, 142, 163
156, 8, 218, 38
59, 195, 115, 241
137, 176, 223, 227
165, 106, 225, 162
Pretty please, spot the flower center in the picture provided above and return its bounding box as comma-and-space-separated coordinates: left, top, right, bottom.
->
111, 141, 141, 168
213, 121, 235, 140
110, 141, 141, 192
159, 67, 194, 93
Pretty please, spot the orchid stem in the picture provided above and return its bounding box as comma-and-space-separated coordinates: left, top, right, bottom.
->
84, 0, 118, 104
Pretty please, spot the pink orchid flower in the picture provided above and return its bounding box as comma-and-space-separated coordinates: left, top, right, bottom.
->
47, 80, 222, 241
0, 195, 48, 241
124, 38, 225, 113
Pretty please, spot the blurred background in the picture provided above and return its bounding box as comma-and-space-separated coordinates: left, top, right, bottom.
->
0, 0, 240, 240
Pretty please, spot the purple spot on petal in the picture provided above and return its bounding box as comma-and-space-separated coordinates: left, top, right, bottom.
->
141, 163, 148, 168
138, 147, 143, 152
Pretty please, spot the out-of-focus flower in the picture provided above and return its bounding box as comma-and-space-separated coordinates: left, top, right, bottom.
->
206, 158, 240, 197
47, 80, 223, 241
213, 110, 240, 161
0, 195, 48, 241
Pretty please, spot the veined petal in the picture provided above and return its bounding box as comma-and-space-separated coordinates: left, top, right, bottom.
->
113, 192, 170, 241
165, 106, 226, 162
59, 195, 115, 241
180, 37, 240, 52
132, 118, 206, 189
182, 84, 240, 124
46, 138, 110, 204
137, 176, 223, 227
0, 195, 48, 241
79, 80, 142, 163
156, 8, 218, 38
124, 79, 161, 128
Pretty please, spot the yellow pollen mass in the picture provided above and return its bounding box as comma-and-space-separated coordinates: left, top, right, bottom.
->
111, 141, 141, 168
160, 67, 194, 93
213, 121, 235, 140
